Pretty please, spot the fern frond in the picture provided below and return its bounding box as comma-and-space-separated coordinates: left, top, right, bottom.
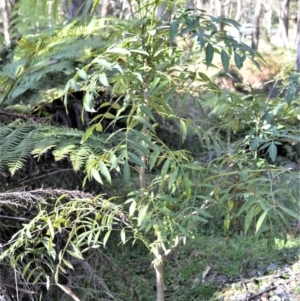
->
0, 122, 109, 175
70, 145, 91, 171
1, 16, 113, 108
53, 142, 77, 161
31, 136, 59, 159
8, 143, 34, 175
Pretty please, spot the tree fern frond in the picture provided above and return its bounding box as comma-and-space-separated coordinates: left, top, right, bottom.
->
8, 142, 34, 175
35, 86, 66, 106
1, 15, 116, 108
0, 122, 110, 174
2, 104, 32, 115
1, 124, 34, 153
31, 136, 59, 160
2, 60, 27, 80
53, 142, 77, 161
70, 145, 91, 171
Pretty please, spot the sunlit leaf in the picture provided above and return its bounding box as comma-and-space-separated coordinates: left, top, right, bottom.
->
138, 204, 149, 227
161, 158, 170, 182
99, 73, 110, 87
77, 69, 88, 81
91, 168, 103, 184
121, 228, 126, 244
129, 200, 136, 216
84, 92, 96, 113
103, 229, 111, 247
180, 119, 187, 144
168, 167, 179, 190
99, 161, 111, 184
149, 147, 162, 170
256, 211, 268, 234
104, 112, 115, 119
47, 218, 55, 239
224, 212, 230, 233
106, 48, 131, 55
93, 58, 113, 70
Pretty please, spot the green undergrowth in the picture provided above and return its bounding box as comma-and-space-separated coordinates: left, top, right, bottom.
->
96, 233, 300, 301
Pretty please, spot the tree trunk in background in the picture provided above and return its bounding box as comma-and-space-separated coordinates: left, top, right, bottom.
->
215, 0, 224, 31
295, 0, 300, 70
235, 0, 243, 22
100, 0, 111, 17
251, 0, 262, 51
262, 0, 272, 41
187, 0, 194, 9
157, 2, 173, 22
282, 0, 290, 37
276, 0, 290, 48
0, 0, 11, 45
68, 0, 86, 19
195, 0, 203, 10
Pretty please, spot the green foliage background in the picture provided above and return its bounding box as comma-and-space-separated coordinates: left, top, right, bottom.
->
0, 1, 299, 300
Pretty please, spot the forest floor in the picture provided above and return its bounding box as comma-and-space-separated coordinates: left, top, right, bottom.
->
113, 229, 300, 301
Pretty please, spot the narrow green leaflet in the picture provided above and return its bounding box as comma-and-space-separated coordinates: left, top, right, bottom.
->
268, 143, 277, 162
137, 204, 149, 227
139, 105, 155, 121
168, 167, 179, 190
221, 49, 229, 73
244, 206, 256, 233
224, 212, 230, 233
84, 92, 96, 113
81, 124, 97, 143
129, 49, 149, 56
279, 206, 300, 220
129, 139, 148, 155
91, 168, 103, 184
120, 228, 126, 244
256, 211, 269, 235
99, 161, 111, 184
69, 78, 80, 91
161, 158, 170, 182
93, 58, 113, 70
47, 218, 55, 239
234, 52, 246, 69
205, 43, 214, 68
179, 119, 187, 144
66, 250, 84, 260
170, 20, 179, 42
104, 112, 115, 119
149, 147, 161, 171
106, 48, 131, 55
128, 151, 147, 169
149, 77, 161, 94
99, 73, 110, 87
131, 116, 156, 133
77, 69, 88, 81
123, 159, 130, 184
129, 200, 136, 216
103, 229, 112, 247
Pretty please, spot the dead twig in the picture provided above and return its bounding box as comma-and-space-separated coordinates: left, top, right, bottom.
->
244, 285, 276, 301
